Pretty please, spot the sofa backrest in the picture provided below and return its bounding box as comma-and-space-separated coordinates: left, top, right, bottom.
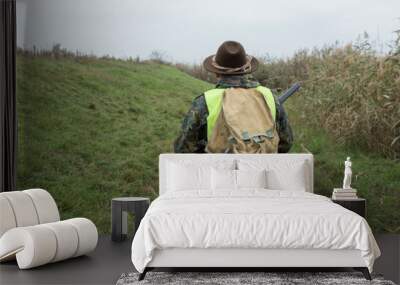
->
0, 189, 60, 237
159, 153, 314, 195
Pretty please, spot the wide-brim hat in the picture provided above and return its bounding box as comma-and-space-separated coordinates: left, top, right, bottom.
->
203, 41, 258, 75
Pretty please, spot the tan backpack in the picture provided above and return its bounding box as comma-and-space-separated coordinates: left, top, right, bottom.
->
206, 88, 279, 153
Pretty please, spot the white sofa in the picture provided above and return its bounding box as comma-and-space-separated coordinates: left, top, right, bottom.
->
0, 188, 98, 269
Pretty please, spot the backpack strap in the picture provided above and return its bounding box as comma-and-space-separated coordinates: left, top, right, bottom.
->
255, 86, 276, 122
204, 88, 225, 140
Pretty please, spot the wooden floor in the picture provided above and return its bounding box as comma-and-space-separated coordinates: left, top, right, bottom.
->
0, 234, 398, 285
0, 236, 133, 285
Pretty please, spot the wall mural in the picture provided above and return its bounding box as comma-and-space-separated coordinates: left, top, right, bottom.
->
16, 0, 400, 233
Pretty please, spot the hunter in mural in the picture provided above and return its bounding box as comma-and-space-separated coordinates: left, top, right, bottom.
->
174, 41, 293, 154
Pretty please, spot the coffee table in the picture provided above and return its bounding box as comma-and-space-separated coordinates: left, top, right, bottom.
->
111, 197, 150, 242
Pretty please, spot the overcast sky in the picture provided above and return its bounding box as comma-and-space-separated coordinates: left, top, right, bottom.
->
17, 0, 400, 63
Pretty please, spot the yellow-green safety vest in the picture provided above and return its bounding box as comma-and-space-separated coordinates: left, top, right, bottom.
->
204, 86, 276, 140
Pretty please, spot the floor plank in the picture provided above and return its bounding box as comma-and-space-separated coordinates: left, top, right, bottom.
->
0, 234, 398, 285
374, 234, 400, 284
0, 236, 133, 285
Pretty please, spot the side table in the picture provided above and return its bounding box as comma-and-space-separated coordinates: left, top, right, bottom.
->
332, 198, 366, 218
111, 197, 150, 242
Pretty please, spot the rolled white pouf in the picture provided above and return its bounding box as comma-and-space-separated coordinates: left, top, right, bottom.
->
0, 191, 39, 227
0, 226, 57, 269
0, 196, 17, 237
63, 218, 98, 257
42, 221, 79, 262
23, 189, 60, 224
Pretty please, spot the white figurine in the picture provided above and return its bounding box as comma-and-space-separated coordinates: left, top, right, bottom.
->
342, 157, 352, 189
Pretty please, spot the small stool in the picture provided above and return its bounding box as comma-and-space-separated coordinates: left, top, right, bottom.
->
111, 197, 150, 242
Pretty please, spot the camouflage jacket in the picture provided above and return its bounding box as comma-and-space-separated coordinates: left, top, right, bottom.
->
174, 75, 294, 153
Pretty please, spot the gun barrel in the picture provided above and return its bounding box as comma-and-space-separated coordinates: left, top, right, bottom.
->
278, 82, 301, 104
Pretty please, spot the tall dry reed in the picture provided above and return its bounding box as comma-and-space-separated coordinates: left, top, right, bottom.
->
254, 37, 400, 158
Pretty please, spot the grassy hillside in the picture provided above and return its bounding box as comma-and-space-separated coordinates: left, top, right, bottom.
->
16, 53, 399, 233
16, 54, 211, 233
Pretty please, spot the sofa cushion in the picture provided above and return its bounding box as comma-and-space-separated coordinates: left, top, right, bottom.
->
0, 218, 97, 269
0, 189, 60, 238
0, 191, 39, 227
0, 196, 17, 237
23, 189, 60, 224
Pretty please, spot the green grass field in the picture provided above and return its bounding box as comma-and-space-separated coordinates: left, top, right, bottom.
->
16, 54, 400, 234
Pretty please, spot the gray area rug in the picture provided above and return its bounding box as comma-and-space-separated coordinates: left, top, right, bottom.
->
116, 272, 396, 285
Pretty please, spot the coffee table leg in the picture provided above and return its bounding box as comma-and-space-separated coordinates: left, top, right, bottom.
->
111, 201, 123, 242
121, 211, 128, 239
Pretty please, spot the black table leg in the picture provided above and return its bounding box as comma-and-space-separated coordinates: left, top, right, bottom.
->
111, 200, 123, 241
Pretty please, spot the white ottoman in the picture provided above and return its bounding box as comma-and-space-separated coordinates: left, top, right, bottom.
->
0, 189, 98, 269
